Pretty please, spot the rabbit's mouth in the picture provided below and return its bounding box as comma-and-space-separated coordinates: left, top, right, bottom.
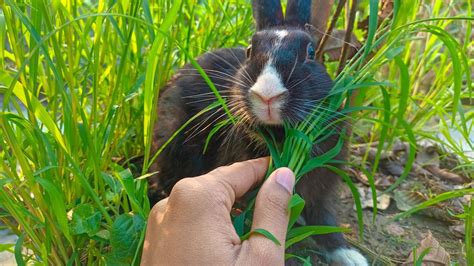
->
249, 99, 285, 125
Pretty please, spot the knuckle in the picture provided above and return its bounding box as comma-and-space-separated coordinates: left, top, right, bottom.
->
202, 177, 234, 209
208, 166, 226, 179
169, 178, 201, 202
170, 177, 229, 208
210, 188, 232, 209
150, 198, 167, 215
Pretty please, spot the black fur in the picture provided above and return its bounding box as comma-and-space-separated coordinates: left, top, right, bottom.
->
286, 0, 312, 27
149, 0, 354, 261
252, 0, 284, 30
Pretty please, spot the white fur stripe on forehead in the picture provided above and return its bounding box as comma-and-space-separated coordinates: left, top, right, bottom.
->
274, 30, 288, 39
272, 30, 288, 50
249, 61, 287, 99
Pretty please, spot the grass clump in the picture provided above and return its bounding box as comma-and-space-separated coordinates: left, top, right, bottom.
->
0, 0, 472, 264
0, 0, 252, 264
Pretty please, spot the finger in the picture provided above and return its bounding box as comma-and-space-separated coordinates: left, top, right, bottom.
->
199, 157, 269, 210
248, 167, 295, 256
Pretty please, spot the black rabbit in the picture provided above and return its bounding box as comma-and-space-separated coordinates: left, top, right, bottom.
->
149, 0, 367, 264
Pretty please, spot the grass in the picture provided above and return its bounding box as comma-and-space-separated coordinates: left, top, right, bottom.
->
0, 0, 472, 264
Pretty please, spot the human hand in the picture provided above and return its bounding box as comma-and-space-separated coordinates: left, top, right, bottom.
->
141, 157, 295, 265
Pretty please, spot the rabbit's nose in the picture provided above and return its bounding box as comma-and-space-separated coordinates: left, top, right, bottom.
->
249, 90, 286, 105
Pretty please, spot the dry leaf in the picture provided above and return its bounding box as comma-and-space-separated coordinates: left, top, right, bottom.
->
374, 173, 396, 189
449, 224, 465, 239
393, 191, 427, 212
403, 231, 450, 266
393, 191, 458, 224
356, 185, 391, 210
385, 222, 406, 237
416, 140, 440, 167
424, 165, 469, 184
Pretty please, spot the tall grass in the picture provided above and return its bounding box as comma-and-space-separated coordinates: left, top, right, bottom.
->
0, 0, 472, 264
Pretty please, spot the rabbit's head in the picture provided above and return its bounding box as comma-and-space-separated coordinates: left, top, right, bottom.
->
234, 0, 333, 126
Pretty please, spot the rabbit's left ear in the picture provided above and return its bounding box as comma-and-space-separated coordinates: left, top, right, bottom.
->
285, 0, 312, 28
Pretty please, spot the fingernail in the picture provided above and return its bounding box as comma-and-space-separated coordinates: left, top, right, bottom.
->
274, 168, 295, 194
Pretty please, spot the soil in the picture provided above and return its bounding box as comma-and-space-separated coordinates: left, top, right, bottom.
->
336, 184, 465, 265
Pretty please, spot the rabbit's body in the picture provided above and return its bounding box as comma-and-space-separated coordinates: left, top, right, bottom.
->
149, 48, 262, 200
149, 1, 368, 265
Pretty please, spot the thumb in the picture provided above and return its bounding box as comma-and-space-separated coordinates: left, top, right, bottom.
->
248, 168, 295, 256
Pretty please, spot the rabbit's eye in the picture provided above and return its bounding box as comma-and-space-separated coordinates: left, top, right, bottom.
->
306, 43, 315, 60
246, 45, 252, 59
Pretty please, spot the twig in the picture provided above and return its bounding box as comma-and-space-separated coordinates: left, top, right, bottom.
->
337, 0, 358, 75
346, 236, 400, 265
316, 0, 346, 61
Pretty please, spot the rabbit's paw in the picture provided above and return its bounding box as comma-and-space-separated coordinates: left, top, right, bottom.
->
329, 248, 368, 266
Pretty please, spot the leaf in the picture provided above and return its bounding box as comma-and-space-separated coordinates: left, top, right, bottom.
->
299, 134, 345, 177
286, 225, 350, 240
116, 169, 143, 216
204, 118, 232, 153
285, 225, 350, 248
288, 194, 305, 230
394, 55, 409, 129
70, 204, 102, 237
285, 253, 312, 265
101, 172, 122, 194
325, 165, 364, 239
35, 177, 72, 243
106, 213, 145, 264
240, 228, 281, 246
14, 233, 25, 266
384, 121, 416, 192
404, 231, 450, 265
364, 0, 380, 57
12, 83, 68, 152
148, 101, 221, 169
258, 128, 282, 167
143, 0, 184, 171
0, 243, 14, 253
0, 9, 5, 68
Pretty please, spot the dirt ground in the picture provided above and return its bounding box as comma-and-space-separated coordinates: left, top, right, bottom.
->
337, 185, 464, 265
288, 141, 471, 265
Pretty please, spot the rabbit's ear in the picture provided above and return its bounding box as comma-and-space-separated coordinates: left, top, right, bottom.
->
285, 0, 312, 28
252, 0, 284, 30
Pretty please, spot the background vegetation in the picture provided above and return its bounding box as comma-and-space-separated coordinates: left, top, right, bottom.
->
0, 0, 472, 264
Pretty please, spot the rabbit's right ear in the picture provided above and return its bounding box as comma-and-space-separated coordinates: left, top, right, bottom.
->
252, 0, 284, 30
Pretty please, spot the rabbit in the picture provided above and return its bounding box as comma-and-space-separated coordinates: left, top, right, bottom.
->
148, 0, 368, 265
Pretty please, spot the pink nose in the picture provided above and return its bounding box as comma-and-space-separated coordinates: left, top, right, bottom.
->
249, 90, 286, 105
